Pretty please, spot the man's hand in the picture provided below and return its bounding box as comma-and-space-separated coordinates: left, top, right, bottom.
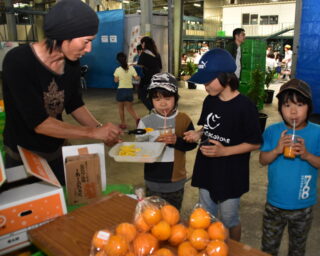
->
94, 122, 122, 146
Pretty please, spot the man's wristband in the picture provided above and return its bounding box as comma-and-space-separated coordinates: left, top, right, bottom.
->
96, 123, 103, 128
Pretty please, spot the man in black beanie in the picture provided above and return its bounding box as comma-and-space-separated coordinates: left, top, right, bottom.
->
2, 0, 122, 185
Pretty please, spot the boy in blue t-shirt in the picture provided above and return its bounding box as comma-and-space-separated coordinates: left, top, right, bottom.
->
260, 79, 320, 256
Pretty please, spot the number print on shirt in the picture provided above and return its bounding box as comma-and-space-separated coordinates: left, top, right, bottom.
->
299, 175, 312, 200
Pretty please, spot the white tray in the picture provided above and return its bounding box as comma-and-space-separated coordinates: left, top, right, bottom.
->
108, 142, 166, 163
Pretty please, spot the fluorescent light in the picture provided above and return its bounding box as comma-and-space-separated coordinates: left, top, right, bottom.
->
123, 0, 129, 3
136, 9, 141, 13
194, 3, 201, 7
163, 6, 168, 10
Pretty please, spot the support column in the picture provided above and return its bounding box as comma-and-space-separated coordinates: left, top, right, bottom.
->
172, 0, 183, 76
291, 0, 302, 78
140, 0, 152, 36
4, 0, 17, 41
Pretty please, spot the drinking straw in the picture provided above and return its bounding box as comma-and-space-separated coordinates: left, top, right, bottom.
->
292, 120, 296, 141
163, 110, 167, 129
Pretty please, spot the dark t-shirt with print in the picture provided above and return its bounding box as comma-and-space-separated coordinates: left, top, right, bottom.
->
2, 44, 84, 153
138, 51, 162, 87
191, 94, 262, 202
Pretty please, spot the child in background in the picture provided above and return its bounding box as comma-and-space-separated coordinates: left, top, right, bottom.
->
136, 72, 197, 210
114, 52, 140, 129
183, 49, 262, 241
259, 79, 320, 256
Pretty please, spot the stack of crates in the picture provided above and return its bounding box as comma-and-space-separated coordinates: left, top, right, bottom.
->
239, 39, 267, 100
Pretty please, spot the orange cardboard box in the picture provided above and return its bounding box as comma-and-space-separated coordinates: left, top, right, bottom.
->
0, 146, 67, 255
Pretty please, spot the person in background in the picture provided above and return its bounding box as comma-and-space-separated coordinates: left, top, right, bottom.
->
2, 0, 122, 185
226, 28, 246, 79
259, 79, 320, 256
114, 52, 140, 129
133, 44, 143, 64
138, 36, 162, 111
266, 52, 277, 71
266, 46, 273, 56
184, 49, 262, 241
136, 72, 197, 209
282, 44, 293, 80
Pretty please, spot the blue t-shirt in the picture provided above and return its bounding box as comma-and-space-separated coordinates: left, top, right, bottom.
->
261, 121, 320, 210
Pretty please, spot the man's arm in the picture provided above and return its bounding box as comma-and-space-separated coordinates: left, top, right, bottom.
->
34, 106, 121, 144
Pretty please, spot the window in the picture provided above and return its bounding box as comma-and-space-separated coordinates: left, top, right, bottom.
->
242, 14, 249, 25
260, 15, 279, 25
260, 16, 269, 25
269, 15, 278, 24
250, 14, 258, 25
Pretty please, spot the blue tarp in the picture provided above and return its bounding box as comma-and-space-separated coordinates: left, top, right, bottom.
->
80, 9, 124, 88
296, 0, 320, 113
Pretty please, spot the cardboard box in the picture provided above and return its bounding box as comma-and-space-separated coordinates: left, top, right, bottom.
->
0, 146, 67, 255
62, 143, 106, 206
65, 153, 101, 205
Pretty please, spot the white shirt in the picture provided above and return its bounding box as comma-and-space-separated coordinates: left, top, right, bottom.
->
235, 46, 241, 78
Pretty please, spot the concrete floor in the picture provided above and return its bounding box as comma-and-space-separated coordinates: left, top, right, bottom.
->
63, 80, 320, 256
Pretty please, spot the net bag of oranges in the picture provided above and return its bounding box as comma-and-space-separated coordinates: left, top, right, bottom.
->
90, 191, 229, 256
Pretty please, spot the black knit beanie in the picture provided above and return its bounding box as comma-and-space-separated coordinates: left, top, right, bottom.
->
44, 0, 99, 40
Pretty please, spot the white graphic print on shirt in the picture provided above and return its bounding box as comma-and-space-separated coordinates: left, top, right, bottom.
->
203, 112, 231, 144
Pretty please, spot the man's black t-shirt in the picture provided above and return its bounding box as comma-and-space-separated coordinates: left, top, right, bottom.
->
2, 44, 84, 154
191, 94, 262, 202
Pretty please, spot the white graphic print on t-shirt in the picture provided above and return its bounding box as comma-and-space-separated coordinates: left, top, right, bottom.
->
203, 112, 231, 144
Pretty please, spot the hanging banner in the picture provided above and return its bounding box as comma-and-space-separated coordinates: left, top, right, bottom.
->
81, 9, 124, 88
127, 25, 142, 64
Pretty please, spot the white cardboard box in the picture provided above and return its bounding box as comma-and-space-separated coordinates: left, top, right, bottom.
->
0, 146, 67, 255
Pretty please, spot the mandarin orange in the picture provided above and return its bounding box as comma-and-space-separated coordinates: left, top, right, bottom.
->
177, 241, 198, 256
161, 205, 180, 226
189, 228, 210, 250
152, 248, 175, 256
103, 234, 128, 256
116, 222, 137, 242
135, 214, 151, 232
189, 208, 211, 229
92, 229, 111, 249
206, 240, 228, 256
207, 221, 228, 241
151, 220, 171, 241
187, 226, 195, 240
168, 223, 188, 246
133, 232, 159, 256
142, 206, 162, 226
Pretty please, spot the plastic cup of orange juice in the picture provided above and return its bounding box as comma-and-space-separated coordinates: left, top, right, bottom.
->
283, 134, 302, 159
159, 126, 174, 137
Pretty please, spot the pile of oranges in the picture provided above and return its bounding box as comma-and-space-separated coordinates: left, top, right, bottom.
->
91, 203, 229, 256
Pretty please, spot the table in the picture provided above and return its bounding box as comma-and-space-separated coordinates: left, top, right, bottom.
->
29, 192, 270, 256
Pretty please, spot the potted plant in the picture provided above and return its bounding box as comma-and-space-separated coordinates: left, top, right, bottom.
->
180, 61, 198, 89
246, 67, 268, 132
264, 67, 277, 104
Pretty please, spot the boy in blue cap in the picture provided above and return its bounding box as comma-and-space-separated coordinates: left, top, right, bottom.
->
184, 48, 262, 241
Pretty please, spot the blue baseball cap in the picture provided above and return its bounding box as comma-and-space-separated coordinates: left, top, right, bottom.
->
189, 48, 237, 84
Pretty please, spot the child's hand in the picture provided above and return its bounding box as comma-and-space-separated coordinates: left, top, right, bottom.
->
156, 134, 177, 145
183, 130, 201, 143
200, 140, 226, 157
293, 137, 309, 159
274, 130, 290, 154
